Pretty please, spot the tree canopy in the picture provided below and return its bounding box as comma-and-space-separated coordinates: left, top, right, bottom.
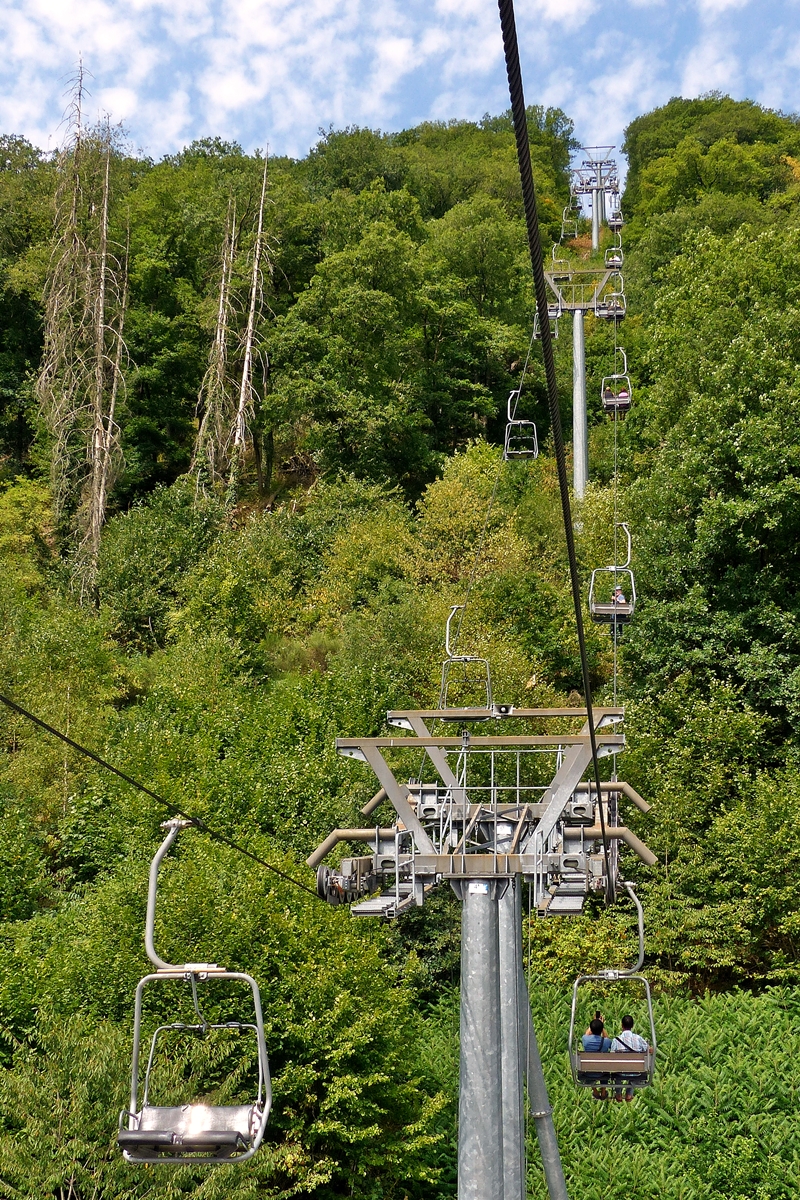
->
2, 91, 800, 1198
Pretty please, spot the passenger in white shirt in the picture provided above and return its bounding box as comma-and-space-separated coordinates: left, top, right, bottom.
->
611, 1015, 652, 1101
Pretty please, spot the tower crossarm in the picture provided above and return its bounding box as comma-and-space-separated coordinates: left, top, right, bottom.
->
313, 709, 654, 918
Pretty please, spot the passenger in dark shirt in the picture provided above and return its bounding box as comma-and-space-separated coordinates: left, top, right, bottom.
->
581, 1016, 612, 1099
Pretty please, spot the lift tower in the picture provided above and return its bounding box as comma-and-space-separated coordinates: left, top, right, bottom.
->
548, 149, 626, 497
571, 149, 617, 252
310, 705, 655, 1199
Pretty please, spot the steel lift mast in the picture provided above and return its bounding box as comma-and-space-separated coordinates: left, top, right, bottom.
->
310, 706, 655, 1199
548, 149, 627, 498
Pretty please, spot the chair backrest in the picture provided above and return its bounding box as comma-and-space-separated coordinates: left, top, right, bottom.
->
576, 1051, 650, 1074
138, 1104, 256, 1137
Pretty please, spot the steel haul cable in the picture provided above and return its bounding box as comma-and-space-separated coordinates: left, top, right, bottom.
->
0, 690, 318, 898
497, 0, 613, 893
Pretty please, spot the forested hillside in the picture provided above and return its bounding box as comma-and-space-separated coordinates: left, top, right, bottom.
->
1, 94, 800, 1198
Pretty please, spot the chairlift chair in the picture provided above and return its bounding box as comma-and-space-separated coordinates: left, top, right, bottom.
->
607, 206, 624, 232
550, 245, 572, 281
440, 605, 492, 709
601, 375, 632, 415
118, 821, 272, 1165
533, 307, 560, 341
561, 194, 581, 240
503, 389, 538, 460
601, 350, 632, 414
568, 883, 656, 1091
588, 522, 636, 624
594, 290, 626, 321
604, 245, 624, 269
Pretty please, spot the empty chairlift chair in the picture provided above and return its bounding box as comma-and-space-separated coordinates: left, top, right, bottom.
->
569, 883, 656, 1092
550, 244, 572, 281
503, 389, 539, 460
118, 820, 272, 1165
601, 350, 632, 415
588, 522, 636, 627
561, 194, 581, 240
607, 196, 624, 231
533, 302, 561, 340
439, 605, 492, 710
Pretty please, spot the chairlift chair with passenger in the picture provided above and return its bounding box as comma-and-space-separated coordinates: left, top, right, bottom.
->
604, 244, 624, 269
595, 292, 626, 321
601, 350, 632, 415
503, 389, 539, 460
588, 522, 636, 624
118, 820, 272, 1165
568, 883, 656, 1091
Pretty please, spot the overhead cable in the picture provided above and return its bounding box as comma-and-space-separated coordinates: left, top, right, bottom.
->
0, 690, 318, 898
496, 0, 613, 892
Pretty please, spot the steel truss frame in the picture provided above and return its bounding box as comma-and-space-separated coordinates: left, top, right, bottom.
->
310, 707, 655, 918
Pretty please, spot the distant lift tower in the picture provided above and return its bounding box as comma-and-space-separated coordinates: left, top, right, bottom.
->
310, 704, 655, 1200
548, 148, 626, 497
571, 147, 618, 251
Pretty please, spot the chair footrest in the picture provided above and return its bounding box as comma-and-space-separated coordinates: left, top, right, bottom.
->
118, 1130, 175, 1149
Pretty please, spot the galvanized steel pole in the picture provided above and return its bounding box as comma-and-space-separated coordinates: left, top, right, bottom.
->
519, 970, 570, 1200
591, 185, 600, 250
458, 881, 504, 1200
572, 310, 588, 498
499, 881, 525, 1200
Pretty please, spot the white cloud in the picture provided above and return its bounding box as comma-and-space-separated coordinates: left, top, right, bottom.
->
693, 0, 752, 14
680, 33, 739, 95
564, 45, 666, 157
533, 0, 599, 26
0, 0, 794, 164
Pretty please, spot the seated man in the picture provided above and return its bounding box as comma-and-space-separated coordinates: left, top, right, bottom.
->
581, 1016, 612, 1099
610, 1015, 652, 1100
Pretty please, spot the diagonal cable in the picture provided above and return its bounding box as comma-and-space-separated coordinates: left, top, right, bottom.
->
0, 690, 318, 898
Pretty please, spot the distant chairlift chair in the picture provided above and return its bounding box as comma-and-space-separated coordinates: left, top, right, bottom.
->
604, 241, 624, 269
503, 389, 539, 460
550, 244, 572, 281
533, 302, 561, 340
568, 882, 656, 1092
607, 197, 624, 231
440, 605, 492, 710
601, 350, 632, 415
588, 522, 636, 629
118, 820, 271, 1165
594, 275, 626, 321
561, 194, 581, 240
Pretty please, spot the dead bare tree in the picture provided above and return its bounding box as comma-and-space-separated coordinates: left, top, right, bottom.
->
193, 196, 238, 490
227, 155, 270, 506
191, 155, 272, 507
35, 71, 128, 596
77, 206, 129, 583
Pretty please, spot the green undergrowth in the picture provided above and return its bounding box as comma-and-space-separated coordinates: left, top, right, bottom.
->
418, 984, 800, 1200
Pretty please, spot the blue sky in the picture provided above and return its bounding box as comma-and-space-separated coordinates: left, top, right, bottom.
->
1, 0, 798, 166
